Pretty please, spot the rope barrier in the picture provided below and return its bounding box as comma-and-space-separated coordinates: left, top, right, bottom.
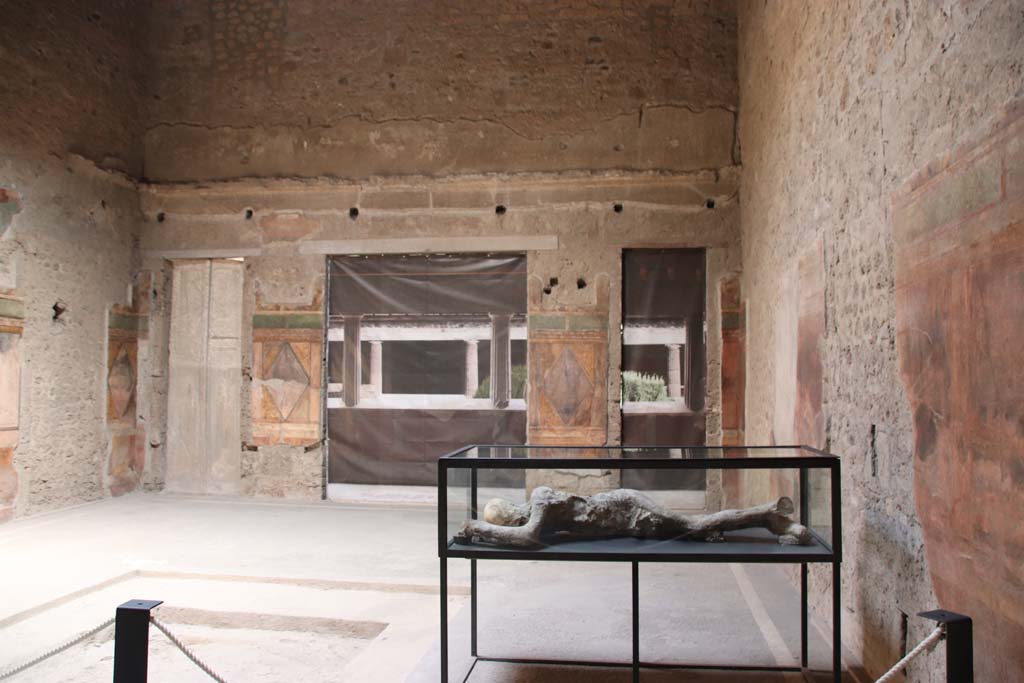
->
0, 617, 115, 680
874, 624, 945, 683
150, 615, 231, 683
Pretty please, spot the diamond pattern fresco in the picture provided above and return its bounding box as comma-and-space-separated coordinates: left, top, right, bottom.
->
269, 342, 310, 386
264, 342, 311, 421
107, 345, 136, 420
541, 346, 592, 425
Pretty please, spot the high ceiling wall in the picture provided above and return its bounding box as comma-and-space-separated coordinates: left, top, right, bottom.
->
142, 0, 738, 180
136, 1, 742, 500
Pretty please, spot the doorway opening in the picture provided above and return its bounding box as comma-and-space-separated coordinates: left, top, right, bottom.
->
325, 253, 528, 488
620, 248, 707, 500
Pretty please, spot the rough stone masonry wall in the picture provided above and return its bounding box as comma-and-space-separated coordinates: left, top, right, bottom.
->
0, 1, 148, 517
738, 1, 1023, 680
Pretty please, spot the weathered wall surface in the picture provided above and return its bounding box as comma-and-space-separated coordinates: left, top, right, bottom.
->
139, 0, 742, 498
141, 170, 741, 492
0, 1, 148, 517
0, 0, 146, 176
738, 0, 1023, 679
0, 158, 144, 517
143, 0, 737, 181
894, 109, 1024, 683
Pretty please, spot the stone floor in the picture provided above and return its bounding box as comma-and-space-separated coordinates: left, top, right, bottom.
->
0, 494, 856, 682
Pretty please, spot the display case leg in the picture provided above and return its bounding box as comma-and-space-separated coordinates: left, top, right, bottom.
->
441, 557, 448, 683
632, 561, 640, 683
469, 464, 479, 659
833, 561, 841, 683
470, 559, 478, 657
801, 562, 808, 669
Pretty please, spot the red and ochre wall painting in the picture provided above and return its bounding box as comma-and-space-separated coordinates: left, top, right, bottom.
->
526, 275, 610, 448
0, 289, 23, 521
106, 273, 152, 496
250, 288, 323, 447
893, 106, 1024, 682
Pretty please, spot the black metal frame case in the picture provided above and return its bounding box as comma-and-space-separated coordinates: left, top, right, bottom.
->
437, 444, 843, 683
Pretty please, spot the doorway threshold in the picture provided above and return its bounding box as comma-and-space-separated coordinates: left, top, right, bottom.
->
327, 484, 438, 507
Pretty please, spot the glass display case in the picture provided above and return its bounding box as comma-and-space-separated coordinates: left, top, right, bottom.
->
437, 445, 842, 682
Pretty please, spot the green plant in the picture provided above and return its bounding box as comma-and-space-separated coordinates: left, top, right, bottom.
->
475, 365, 528, 399
621, 371, 669, 402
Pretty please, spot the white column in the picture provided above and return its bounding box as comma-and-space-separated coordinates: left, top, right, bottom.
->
369, 341, 383, 395
489, 314, 512, 408
464, 340, 479, 398
666, 343, 682, 399
342, 315, 362, 407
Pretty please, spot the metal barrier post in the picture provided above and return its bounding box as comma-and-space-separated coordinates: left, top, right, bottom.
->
919, 610, 973, 683
113, 599, 163, 683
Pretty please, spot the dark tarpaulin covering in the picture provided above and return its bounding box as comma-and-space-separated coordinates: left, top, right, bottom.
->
327, 254, 527, 485
621, 249, 707, 490
329, 254, 526, 316
329, 408, 526, 486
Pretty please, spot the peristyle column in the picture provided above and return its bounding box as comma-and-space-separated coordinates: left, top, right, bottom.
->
369, 340, 383, 395
342, 315, 362, 407
489, 314, 512, 408
666, 343, 682, 399
464, 340, 479, 398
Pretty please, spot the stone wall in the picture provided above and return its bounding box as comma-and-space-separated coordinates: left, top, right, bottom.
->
0, 157, 146, 517
140, 171, 741, 492
1, 0, 146, 175
142, 0, 737, 180
737, 1, 1023, 680
0, 1, 148, 518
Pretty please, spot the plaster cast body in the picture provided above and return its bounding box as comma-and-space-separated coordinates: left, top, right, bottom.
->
455, 486, 812, 548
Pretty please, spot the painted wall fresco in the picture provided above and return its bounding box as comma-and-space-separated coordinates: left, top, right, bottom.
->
720, 275, 745, 448
106, 273, 151, 497
250, 288, 323, 447
894, 108, 1024, 682
526, 270, 610, 449
528, 319, 608, 446
0, 290, 23, 521
719, 275, 745, 507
